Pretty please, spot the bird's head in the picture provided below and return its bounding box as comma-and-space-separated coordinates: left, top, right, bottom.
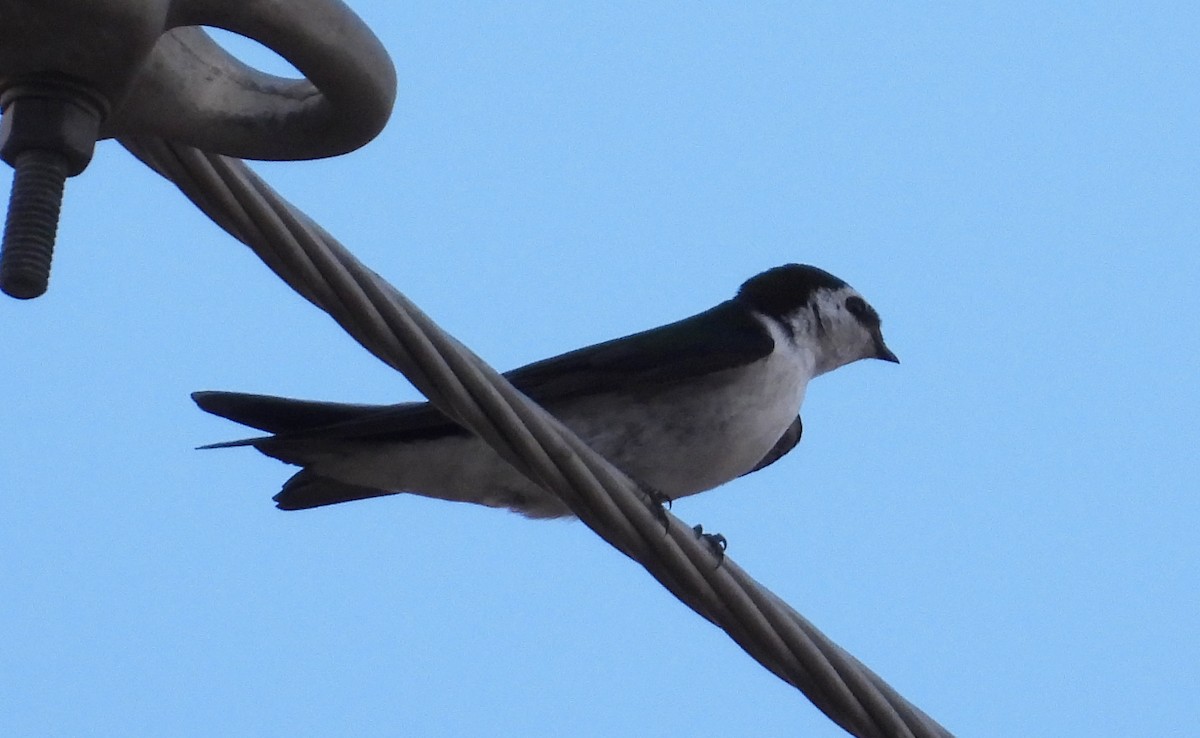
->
736, 263, 899, 377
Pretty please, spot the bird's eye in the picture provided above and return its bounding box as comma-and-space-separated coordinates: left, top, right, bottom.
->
844, 296, 877, 325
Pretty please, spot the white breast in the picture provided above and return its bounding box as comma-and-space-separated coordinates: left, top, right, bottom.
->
312, 313, 815, 516
562, 313, 814, 498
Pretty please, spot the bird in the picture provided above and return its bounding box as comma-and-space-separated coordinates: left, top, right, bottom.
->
193, 263, 898, 518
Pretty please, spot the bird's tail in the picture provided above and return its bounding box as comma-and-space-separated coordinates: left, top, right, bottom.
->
272, 469, 399, 510
192, 391, 404, 510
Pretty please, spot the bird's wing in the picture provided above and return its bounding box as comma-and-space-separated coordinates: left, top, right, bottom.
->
192, 391, 460, 447
742, 416, 803, 476
193, 300, 774, 445
505, 300, 774, 403
192, 391, 394, 435
187, 298, 768, 444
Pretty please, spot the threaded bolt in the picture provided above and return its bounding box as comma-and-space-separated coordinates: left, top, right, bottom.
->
0, 149, 69, 299
0, 81, 104, 300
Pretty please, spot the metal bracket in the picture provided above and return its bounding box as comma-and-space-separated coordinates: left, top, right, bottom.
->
0, 0, 396, 298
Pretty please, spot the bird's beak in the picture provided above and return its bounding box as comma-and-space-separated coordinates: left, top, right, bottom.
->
875, 339, 900, 364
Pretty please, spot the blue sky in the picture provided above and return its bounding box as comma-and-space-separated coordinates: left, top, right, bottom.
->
3, 3, 1197, 736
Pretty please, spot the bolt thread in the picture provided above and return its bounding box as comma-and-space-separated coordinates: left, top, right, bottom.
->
1, 150, 69, 299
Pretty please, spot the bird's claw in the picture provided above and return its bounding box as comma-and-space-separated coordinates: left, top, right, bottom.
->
692, 524, 727, 565
643, 485, 673, 532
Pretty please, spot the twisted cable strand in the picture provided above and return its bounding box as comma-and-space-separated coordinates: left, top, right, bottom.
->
122, 134, 952, 738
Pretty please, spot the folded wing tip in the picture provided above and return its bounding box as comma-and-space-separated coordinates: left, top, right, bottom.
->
195, 438, 265, 450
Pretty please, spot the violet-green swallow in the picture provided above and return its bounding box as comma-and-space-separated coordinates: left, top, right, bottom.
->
193, 263, 898, 518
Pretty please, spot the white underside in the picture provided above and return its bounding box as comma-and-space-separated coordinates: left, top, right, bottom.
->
307, 315, 815, 517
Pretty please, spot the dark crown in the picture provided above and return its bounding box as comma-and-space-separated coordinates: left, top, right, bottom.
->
735, 263, 847, 319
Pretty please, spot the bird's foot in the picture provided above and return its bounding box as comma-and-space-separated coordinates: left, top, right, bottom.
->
692, 524, 727, 565
642, 485, 673, 532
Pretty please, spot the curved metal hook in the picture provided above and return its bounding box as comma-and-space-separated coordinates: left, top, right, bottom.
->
0, 0, 396, 161
0, 0, 396, 297
107, 0, 396, 160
